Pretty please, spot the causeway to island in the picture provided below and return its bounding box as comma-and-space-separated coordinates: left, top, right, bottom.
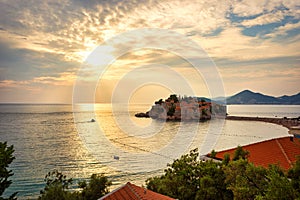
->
135, 94, 300, 134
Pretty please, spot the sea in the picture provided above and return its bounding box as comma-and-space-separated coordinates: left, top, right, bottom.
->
0, 104, 300, 199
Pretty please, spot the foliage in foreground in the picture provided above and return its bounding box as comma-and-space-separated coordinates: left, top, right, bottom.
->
146, 148, 300, 200
3, 141, 300, 200
38, 171, 111, 200
0, 142, 17, 200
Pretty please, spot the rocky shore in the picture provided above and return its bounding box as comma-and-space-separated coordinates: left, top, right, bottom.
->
135, 94, 226, 121
226, 116, 300, 129
135, 112, 150, 118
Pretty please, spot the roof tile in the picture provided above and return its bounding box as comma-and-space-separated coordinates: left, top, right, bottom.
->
99, 182, 175, 200
214, 137, 300, 170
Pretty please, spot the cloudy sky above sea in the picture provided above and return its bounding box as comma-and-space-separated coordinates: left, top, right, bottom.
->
0, 0, 299, 103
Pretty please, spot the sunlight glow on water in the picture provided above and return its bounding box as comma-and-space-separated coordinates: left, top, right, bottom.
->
0, 104, 296, 199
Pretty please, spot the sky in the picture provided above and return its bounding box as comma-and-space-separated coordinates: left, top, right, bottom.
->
0, 0, 299, 104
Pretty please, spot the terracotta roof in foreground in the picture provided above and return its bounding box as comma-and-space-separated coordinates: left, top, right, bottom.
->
214, 136, 300, 170
99, 182, 175, 200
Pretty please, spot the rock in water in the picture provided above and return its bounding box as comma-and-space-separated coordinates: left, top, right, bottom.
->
135, 112, 149, 118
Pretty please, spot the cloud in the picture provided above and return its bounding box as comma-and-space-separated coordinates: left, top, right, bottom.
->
231, 0, 268, 17
0, 71, 76, 90
265, 21, 300, 38
241, 10, 286, 27
230, 0, 300, 18
0, 38, 79, 81
198, 25, 300, 62
0, 0, 299, 102
2, 0, 295, 67
0, 79, 29, 88
127, 0, 230, 35
32, 72, 76, 86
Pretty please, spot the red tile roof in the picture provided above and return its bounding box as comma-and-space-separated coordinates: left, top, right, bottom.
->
99, 182, 175, 200
214, 136, 300, 170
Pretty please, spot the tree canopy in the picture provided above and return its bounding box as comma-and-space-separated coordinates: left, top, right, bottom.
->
146, 148, 300, 200
0, 142, 17, 200
3, 142, 300, 200
146, 148, 232, 200
38, 171, 111, 200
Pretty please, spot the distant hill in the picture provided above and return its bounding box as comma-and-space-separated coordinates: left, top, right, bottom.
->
226, 90, 300, 105
278, 93, 300, 104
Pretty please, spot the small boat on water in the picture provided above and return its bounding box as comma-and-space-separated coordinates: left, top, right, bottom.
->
114, 155, 120, 160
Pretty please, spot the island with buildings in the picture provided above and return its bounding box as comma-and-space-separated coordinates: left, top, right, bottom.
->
135, 94, 226, 121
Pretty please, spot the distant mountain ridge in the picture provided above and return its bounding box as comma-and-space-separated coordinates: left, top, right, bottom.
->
226, 90, 300, 105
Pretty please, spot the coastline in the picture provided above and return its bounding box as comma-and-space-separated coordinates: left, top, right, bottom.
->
136, 111, 300, 130
226, 115, 300, 130
135, 112, 300, 130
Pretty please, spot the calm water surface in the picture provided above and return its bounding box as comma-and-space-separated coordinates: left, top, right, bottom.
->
227, 105, 300, 118
0, 104, 298, 199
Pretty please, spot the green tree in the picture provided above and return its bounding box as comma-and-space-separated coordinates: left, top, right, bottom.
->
209, 149, 217, 159
155, 99, 163, 105
78, 174, 111, 200
146, 149, 199, 199
38, 170, 74, 200
0, 142, 17, 200
224, 159, 268, 199
167, 105, 176, 116
196, 161, 232, 200
169, 94, 179, 103
146, 148, 232, 200
232, 145, 249, 161
222, 153, 230, 165
256, 165, 297, 200
146, 146, 300, 200
288, 156, 300, 197
39, 171, 111, 200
